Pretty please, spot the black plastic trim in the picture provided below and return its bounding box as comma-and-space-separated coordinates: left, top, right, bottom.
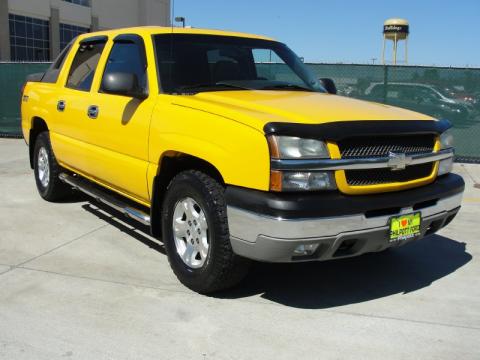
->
225, 173, 464, 219
114, 34, 140, 43
263, 119, 451, 140
79, 35, 108, 44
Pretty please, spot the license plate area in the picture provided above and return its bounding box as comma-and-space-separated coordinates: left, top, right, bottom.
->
389, 212, 421, 242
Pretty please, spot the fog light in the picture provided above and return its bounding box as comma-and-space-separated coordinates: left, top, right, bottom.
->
293, 244, 319, 256
438, 157, 453, 176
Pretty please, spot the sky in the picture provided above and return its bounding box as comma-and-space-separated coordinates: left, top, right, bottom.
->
173, 0, 479, 67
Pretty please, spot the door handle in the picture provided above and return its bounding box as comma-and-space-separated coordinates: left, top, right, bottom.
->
87, 105, 99, 119
57, 100, 66, 112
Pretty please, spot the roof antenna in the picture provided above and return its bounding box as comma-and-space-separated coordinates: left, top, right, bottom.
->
171, 0, 175, 32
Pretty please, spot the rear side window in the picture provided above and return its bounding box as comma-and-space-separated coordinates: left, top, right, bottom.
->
66, 40, 106, 91
101, 40, 147, 93
42, 42, 73, 83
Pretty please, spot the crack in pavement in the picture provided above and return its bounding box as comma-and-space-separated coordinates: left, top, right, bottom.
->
0, 224, 107, 277
0, 266, 13, 276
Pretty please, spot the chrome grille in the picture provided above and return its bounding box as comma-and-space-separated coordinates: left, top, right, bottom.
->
337, 135, 436, 186
337, 135, 435, 159
345, 163, 434, 186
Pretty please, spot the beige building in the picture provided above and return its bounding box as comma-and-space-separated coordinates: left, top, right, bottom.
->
0, 0, 171, 61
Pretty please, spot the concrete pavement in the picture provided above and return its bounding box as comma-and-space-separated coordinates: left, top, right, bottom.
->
1, 139, 479, 359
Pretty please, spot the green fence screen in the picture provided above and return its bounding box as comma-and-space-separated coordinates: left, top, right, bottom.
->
307, 64, 480, 162
1, 62, 479, 160
0, 63, 50, 136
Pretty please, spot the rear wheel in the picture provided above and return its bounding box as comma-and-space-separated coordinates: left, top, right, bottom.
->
33, 132, 71, 201
162, 170, 250, 294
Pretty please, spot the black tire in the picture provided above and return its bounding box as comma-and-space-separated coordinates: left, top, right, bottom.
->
33, 132, 71, 202
161, 170, 250, 294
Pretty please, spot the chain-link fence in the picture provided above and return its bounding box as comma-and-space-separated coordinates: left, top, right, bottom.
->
1, 62, 479, 160
0, 62, 50, 137
306, 64, 480, 162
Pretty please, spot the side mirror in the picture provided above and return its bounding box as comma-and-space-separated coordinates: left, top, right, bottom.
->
101, 72, 147, 99
319, 78, 337, 95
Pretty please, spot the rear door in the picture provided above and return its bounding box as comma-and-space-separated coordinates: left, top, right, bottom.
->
50, 36, 108, 175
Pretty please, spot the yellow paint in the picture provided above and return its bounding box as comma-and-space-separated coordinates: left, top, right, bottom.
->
21, 26, 443, 208
462, 197, 480, 203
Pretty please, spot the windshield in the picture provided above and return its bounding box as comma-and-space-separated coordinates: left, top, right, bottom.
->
431, 87, 454, 101
153, 34, 325, 94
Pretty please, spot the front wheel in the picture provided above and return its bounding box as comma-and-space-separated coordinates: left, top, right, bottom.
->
161, 170, 250, 294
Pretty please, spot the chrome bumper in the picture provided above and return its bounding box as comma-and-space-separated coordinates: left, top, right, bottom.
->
227, 192, 462, 263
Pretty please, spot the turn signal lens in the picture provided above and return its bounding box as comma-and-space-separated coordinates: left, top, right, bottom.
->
438, 157, 453, 176
270, 170, 283, 191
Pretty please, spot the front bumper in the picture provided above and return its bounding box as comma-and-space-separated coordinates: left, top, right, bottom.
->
226, 173, 464, 262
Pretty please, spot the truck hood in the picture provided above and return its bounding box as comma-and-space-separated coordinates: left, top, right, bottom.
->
179, 90, 434, 132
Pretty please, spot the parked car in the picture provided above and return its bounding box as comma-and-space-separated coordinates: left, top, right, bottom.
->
442, 86, 479, 110
364, 82, 470, 121
21, 27, 464, 293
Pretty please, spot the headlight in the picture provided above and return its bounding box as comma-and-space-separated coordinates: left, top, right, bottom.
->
438, 130, 454, 176
267, 136, 335, 191
440, 130, 454, 149
268, 136, 329, 159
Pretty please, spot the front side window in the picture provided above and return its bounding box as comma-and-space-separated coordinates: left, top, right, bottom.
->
101, 41, 147, 93
153, 34, 325, 94
66, 40, 105, 91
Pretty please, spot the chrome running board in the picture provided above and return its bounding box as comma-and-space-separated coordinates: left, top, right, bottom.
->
59, 173, 151, 226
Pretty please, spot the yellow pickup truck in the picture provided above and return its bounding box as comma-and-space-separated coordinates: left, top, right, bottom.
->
21, 27, 464, 293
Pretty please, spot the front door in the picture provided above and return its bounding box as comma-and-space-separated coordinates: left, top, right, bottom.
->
82, 34, 156, 203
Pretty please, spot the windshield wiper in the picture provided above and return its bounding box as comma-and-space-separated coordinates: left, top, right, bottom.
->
176, 82, 249, 94
260, 83, 313, 92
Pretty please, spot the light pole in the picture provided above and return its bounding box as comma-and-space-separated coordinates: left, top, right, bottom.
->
175, 16, 186, 28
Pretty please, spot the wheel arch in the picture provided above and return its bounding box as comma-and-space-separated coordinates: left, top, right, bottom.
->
29, 117, 49, 169
150, 152, 225, 239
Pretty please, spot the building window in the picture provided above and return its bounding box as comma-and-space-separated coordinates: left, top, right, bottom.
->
62, 0, 91, 7
60, 23, 90, 51
9, 14, 50, 62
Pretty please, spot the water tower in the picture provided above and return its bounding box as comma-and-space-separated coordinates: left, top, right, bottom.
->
382, 18, 409, 65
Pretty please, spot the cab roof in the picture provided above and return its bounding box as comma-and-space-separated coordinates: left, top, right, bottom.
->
76, 26, 275, 42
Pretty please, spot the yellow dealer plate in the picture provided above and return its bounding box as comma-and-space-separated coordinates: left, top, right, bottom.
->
389, 212, 421, 242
